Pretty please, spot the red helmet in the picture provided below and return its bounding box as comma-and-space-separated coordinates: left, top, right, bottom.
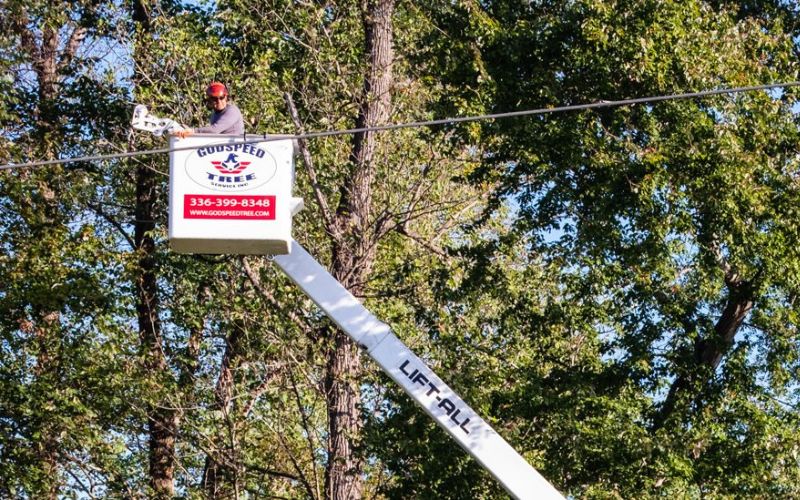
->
206, 81, 228, 97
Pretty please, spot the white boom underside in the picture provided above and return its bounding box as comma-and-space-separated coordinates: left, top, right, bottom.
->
273, 241, 564, 500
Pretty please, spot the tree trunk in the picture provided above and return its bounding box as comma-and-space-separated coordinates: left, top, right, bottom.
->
203, 320, 247, 499
324, 0, 395, 498
9, 5, 93, 496
654, 274, 755, 429
134, 155, 178, 496
130, 1, 178, 496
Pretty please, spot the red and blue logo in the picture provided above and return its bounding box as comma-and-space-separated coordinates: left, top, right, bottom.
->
185, 142, 277, 192
211, 153, 251, 174
211, 153, 250, 174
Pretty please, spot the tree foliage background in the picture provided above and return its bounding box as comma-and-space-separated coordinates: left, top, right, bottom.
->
1, 0, 799, 498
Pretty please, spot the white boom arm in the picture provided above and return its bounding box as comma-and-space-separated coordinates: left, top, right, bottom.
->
273, 241, 564, 500
130, 104, 185, 136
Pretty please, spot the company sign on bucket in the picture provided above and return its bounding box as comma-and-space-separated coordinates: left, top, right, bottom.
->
169, 135, 296, 254
184, 143, 278, 220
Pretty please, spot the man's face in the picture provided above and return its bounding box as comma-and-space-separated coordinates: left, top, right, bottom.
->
207, 94, 227, 112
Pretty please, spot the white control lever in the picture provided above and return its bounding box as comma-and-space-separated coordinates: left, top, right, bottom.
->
131, 104, 185, 136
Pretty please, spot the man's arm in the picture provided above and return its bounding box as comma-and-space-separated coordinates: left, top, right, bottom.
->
196, 105, 244, 134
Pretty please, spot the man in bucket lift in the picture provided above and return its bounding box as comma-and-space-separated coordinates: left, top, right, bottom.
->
175, 81, 244, 138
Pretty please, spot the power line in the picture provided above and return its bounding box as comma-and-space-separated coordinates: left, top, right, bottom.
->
1, 81, 798, 171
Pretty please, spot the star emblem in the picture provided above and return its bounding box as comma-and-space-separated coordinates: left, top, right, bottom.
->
211, 153, 250, 174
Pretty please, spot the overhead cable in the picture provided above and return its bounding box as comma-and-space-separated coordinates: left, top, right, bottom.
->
1, 81, 798, 171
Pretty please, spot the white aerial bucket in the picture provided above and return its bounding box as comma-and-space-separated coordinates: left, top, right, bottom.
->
168, 134, 302, 254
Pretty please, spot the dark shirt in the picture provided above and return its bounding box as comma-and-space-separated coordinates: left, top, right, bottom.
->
196, 103, 244, 135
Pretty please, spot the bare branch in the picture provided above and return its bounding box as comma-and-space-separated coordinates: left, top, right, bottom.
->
395, 225, 447, 257
290, 369, 323, 498
240, 363, 284, 418
59, 25, 88, 71
15, 24, 38, 61
245, 463, 304, 484
264, 416, 319, 500
241, 256, 319, 341
87, 202, 135, 250
284, 92, 336, 234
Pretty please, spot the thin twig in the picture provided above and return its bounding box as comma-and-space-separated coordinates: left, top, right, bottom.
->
284, 92, 336, 234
